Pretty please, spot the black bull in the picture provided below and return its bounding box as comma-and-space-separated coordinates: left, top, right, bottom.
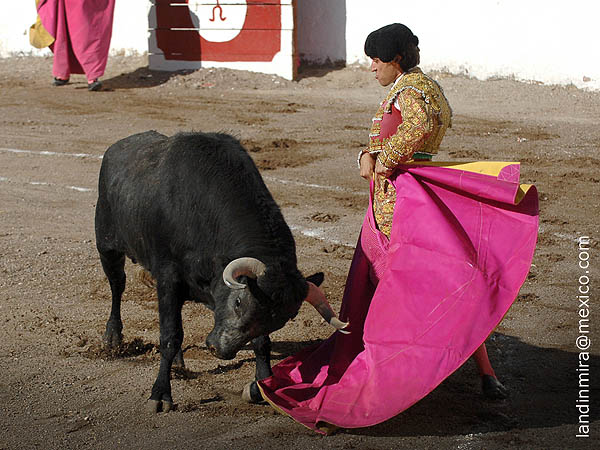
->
94, 131, 345, 412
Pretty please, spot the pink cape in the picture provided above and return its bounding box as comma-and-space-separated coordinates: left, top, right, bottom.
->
258, 162, 539, 433
37, 0, 116, 80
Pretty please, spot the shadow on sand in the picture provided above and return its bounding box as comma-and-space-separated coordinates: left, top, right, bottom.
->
338, 332, 599, 437
100, 66, 193, 90
189, 332, 598, 436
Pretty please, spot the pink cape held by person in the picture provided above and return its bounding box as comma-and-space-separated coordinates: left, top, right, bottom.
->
36, 0, 116, 81
258, 161, 539, 434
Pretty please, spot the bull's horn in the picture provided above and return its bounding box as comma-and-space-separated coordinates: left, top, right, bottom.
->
304, 281, 350, 334
223, 257, 266, 290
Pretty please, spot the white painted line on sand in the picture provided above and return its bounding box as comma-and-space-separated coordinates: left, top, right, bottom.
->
0, 147, 103, 159
289, 225, 354, 247
1, 172, 352, 246
1, 146, 365, 196
0, 176, 94, 193
3, 146, 576, 247
537, 224, 580, 243
263, 175, 365, 196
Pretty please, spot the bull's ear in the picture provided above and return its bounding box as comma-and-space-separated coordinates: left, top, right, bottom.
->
306, 272, 324, 287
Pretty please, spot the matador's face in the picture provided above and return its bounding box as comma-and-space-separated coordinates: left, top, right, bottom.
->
370, 57, 402, 87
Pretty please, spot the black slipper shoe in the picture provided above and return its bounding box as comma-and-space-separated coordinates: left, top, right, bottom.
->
53, 77, 69, 86
482, 374, 509, 400
88, 80, 102, 91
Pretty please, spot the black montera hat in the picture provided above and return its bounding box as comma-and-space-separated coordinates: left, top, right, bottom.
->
364, 23, 419, 63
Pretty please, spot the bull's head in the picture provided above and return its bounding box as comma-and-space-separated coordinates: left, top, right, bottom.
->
205, 257, 348, 359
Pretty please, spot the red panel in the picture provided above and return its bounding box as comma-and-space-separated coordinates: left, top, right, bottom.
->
155, 5, 194, 30
155, 4, 282, 30
155, 0, 282, 62
156, 29, 285, 60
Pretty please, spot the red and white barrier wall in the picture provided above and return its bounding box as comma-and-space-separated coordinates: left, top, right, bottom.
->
2, 1, 599, 89
148, 0, 296, 80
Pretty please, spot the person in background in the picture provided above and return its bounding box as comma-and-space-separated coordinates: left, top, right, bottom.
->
30, 0, 116, 91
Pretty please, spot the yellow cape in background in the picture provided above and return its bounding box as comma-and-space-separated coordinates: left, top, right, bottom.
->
29, 0, 54, 49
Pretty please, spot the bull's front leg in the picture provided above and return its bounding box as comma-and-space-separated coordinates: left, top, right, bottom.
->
99, 252, 126, 349
242, 335, 272, 403
147, 277, 185, 413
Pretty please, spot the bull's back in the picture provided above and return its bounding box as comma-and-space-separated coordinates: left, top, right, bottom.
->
95, 131, 286, 269
95, 130, 169, 261
99, 130, 168, 188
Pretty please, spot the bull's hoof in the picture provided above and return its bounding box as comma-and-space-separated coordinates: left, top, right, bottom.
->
146, 399, 174, 413
242, 381, 264, 404
102, 329, 122, 349
482, 375, 508, 400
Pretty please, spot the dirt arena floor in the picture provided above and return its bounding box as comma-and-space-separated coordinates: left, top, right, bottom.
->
1, 55, 598, 449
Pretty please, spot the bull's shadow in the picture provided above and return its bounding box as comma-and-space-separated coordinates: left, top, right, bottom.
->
333, 332, 599, 437
167, 339, 323, 380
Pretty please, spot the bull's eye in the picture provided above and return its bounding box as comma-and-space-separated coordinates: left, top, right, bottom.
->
235, 297, 242, 309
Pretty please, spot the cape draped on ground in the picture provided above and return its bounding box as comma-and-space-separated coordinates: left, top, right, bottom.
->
258, 161, 539, 433
36, 0, 115, 80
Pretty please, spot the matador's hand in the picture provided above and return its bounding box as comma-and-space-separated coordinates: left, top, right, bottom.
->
374, 159, 393, 178
374, 159, 393, 189
359, 151, 376, 180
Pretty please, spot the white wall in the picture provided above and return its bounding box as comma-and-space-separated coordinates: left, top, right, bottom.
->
345, 0, 600, 91
296, 0, 346, 63
0, 1, 149, 58
2, 1, 599, 90
110, 1, 152, 55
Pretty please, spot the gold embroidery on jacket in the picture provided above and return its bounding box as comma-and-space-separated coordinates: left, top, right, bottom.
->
370, 68, 452, 238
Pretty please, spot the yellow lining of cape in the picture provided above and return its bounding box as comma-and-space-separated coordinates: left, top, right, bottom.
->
404, 160, 517, 176
256, 383, 339, 435
30, 0, 55, 49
